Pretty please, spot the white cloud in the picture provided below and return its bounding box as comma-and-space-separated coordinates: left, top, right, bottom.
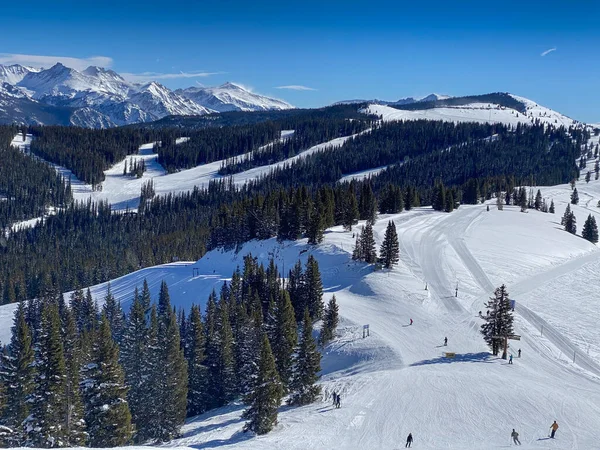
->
0, 53, 113, 70
540, 48, 557, 57
275, 85, 317, 91
121, 71, 225, 83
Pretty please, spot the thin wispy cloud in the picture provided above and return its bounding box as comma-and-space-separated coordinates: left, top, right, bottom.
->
275, 85, 317, 91
121, 71, 225, 83
0, 53, 113, 70
541, 48, 557, 57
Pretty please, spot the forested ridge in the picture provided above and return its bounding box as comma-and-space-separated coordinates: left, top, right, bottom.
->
0, 127, 72, 229
0, 120, 587, 304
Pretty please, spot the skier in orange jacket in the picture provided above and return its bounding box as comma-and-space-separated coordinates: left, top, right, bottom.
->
550, 421, 559, 439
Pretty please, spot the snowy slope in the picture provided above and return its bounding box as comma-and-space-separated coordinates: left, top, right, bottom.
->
177, 82, 293, 112
366, 95, 578, 128
4, 172, 600, 448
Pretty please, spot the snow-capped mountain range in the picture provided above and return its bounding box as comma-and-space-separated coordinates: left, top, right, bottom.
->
0, 63, 293, 127
334, 93, 451, 106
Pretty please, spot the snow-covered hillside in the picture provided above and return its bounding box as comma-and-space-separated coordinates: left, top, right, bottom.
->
4, 173, 600, 448
366, 94, 578, 128
0, 63, 293, 127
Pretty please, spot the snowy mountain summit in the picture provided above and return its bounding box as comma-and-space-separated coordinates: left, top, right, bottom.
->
0, 63, 293, 127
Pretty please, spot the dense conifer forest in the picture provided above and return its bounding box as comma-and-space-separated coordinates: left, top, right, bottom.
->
0, 256, 325, 446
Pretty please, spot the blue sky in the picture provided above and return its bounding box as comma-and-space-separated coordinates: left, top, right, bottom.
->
1, 0, 599, 122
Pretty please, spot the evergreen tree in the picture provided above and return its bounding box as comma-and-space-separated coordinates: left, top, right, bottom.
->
82, 314, 132, 447
61, 307, 86, 447
152, 281, 188, 442
288, 309, 321, 406
379, 221, 400, 269
341, 185, 359, 231
571, 188, 579, 205
549, 199, 555, 214
360, 223, 377, 264
480, 285, 514, 358
1, 303, 35, 440
319, 295, 339, 347
186, 305, 208, 417
26, 302, 68, 447
102, 284, 125, 345
561, 203, 571, 226
586, 171, 592, 183
582, 214, 599, 243
271, 291, 297, 389
242, 333, 283, 435
351, 232, 363, 262
120, 291, 149, 443
534, 189, 543, 210
444, 189, 454, 213
432, 181, 446, 211
303, 256, 324, 320
565, 210, 577, 234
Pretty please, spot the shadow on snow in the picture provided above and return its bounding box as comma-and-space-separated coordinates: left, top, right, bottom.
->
410, 352, 495, 367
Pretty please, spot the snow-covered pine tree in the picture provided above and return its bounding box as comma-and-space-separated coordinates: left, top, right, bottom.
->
186, 305, 208, 417
534, 189, 543, 210
565, 211, 577, 234
303, 255, 324, 320
102, 284, 125, 345
496, 192, 504, 211
319, 295, 339, 347
152, 281, 188, 442
271, 290, 297, 390
61, 307, 86, 446
121, 291, 150, 443
352, 231, 363, 261
480, 285, 514, 357
242, 333, 283, 435
582, 214, 599, 243
379, 221, 399, 269
561, 204, 571, 226
361, 223, 377, 264
287, 261, 305, 321
26, 302, 68, 447
1, 303, 35, 441
549, 199, 555, 214
82, 314, 132, 447
571, 188, 579, 205
288, 308, 321, 406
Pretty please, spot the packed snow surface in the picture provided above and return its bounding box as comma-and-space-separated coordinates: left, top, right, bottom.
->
4, 173, 600, 448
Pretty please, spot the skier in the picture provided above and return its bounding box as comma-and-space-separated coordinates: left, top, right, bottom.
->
335, 394, 341, 409
550, 420, 559, 438
518, 349, 521, 358
511, 429, 521, 445
405, 432, 413, 448
444, 337, 448, 346
509, 354, 513, 364
331, 391, 337, 407
410, 318, 413, 326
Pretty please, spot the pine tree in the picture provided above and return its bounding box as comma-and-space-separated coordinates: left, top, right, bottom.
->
549, 199, 555, 214
571, 188, 579, 205
444, 189, 454, 213
586, 171, 592, 183
82, 314, 132, 447
288, 309, 321, 406
186, 305, 208, 417
61, 307, 86, 446
152, 281, 188, 442
26, 302, 68, 447
565, 211, 577, 234
379, 221, 399, 269
480, 285, 514, 358
120, 291, 149, 443
242, 333, 283, 435
1, 303, 35, 440
351, 232, 363, 261
342, 185, 359, 231
582, 214, 599, 243
561, 204, 571, 226
534, 189, 543, 210
319, 295, 339, 347
303, 256, 324, 320
102, 284, 125, 345
432, 182, 446, 211
271, 291, 297, 389
361, 223, 377, 264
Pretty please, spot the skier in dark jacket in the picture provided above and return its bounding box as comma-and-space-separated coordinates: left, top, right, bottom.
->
331, 391, 337, 407
335, 394, 341, 408
444, 337, 448, 346
511, 429, 521, 445
405, 433, 413, 448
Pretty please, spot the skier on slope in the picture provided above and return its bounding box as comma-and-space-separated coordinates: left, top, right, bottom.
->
518, 349, 521, 358
331, 391, 337, 407
511, 429, 521, 445
405, 433, 413, 448
444, 337, 448, 346
335, 394, 341, 409
410, 318, 413, 326
550, 420, 559, 438
509, 354, 513, 364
